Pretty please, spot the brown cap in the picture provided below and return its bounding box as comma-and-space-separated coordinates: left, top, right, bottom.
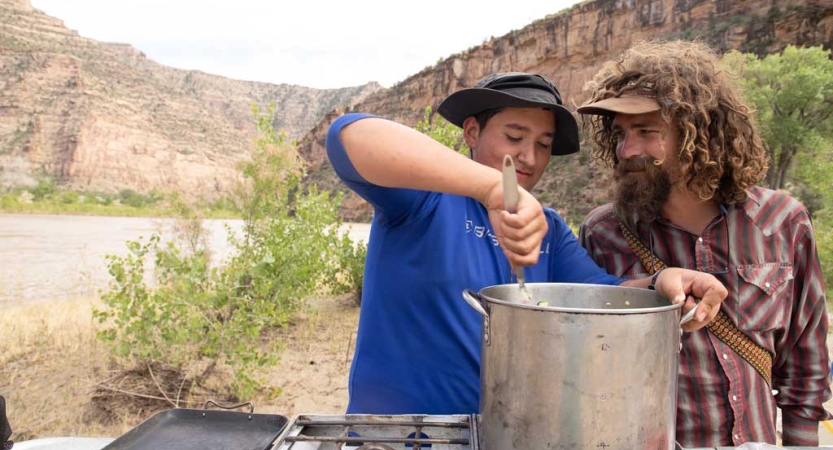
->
577, 95, 662, 116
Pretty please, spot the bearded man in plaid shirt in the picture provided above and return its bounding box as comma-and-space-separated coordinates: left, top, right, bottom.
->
577, 40, 832, 447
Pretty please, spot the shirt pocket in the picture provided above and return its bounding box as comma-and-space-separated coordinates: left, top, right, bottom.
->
735, 262, 793, 331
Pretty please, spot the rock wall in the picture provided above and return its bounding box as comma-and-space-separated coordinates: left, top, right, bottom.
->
0, 0, 382, 196
2, 0, 830, 216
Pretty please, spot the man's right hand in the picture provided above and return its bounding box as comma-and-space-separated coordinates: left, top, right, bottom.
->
483, 182, 548, 269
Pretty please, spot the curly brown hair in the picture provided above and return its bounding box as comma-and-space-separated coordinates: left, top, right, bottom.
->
581, 40, 770, 204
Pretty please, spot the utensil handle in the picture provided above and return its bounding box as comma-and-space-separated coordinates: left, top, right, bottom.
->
679, 303, 700, 326
501, 155, 525, 282
502, 155, 520, 214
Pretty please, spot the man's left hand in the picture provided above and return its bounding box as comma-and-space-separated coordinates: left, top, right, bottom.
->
655, 268, 727, 332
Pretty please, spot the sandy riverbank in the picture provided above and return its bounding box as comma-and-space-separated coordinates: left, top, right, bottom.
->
0, 293, 359, 441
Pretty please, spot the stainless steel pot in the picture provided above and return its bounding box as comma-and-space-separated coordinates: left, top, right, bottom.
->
463, 283, 684, 450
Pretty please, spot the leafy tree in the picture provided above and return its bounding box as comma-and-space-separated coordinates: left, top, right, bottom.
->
725, 46, 833, 193
414, 106, 469, 157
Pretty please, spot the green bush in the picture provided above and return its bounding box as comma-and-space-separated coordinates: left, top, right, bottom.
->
326, 230, 368, 306
29, 179, 57, 201
414, 106, 469, 157
93, 194, 114, 206
209, 196, 238, 214
0, 194, 19, 209
119, 189, 147, 208
60, 190, 79, 204
95, 104, 366, 399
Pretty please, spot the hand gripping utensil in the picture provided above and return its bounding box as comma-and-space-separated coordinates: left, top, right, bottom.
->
502, 155, 533, 304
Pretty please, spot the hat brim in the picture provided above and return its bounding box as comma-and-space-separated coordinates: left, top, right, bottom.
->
437, 88, 579, 156
577, 96, 661, 116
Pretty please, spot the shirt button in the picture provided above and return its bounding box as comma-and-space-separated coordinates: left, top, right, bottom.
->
732, 395, 737, 401
765, 282, 771, 288
698, 237, 703, 243
722, 353, 728, 360
734, 434, 740, 440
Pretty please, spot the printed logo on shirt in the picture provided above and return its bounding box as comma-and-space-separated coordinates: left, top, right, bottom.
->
466, 219, 500, 247
474, 226, 485, 238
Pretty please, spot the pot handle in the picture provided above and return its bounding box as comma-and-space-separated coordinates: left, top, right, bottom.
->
204, 400, 254, 414
462, 289, 489, 318
462, 289, 491, 346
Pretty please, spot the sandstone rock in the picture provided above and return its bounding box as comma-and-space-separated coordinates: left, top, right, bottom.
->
2, 0, 831, 222
0, 0, 383, 199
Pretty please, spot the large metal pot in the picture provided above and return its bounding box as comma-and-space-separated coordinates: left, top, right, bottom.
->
463, 283, 684, 450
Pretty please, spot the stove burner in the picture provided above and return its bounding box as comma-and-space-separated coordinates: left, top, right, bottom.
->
272, 414, 477, 449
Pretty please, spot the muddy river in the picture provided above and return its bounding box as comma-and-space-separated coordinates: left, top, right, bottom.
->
0, 213, 370, 306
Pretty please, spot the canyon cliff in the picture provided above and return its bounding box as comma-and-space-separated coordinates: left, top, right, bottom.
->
2, 0, 831, 221
0, 0, 381, 197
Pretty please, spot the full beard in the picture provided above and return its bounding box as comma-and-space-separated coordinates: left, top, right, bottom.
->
612, 157, 672, 230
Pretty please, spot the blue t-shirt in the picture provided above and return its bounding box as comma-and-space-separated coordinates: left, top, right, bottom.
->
326, 113, 622, 414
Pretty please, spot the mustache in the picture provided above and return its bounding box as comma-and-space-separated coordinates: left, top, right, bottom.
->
615, 157, 654, 173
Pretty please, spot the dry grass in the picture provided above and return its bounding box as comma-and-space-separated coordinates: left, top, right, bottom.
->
0, 298, 115, 440
0, 294, 359, 442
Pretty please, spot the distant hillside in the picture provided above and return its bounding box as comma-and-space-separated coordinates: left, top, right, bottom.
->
297, 0, 833, 224
0, 0, 382, 197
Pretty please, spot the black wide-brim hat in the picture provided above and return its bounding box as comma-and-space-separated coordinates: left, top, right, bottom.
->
437, 72, 579, 156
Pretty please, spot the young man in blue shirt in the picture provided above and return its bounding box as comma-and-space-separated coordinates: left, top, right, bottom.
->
325, 72, 727, 415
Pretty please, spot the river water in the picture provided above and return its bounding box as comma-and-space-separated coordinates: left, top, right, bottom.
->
0, 213, 371, 307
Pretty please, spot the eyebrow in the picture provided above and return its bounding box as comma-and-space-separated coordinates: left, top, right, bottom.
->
611, 121, 662, 130
505, 123, 555, 138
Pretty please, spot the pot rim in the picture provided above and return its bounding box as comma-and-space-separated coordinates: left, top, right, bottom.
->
478, 282, 684, 315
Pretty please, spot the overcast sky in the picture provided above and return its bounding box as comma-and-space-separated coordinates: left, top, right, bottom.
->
30, 0, 582, 89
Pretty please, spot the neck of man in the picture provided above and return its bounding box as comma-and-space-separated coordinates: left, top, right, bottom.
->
660, 189, 721, 236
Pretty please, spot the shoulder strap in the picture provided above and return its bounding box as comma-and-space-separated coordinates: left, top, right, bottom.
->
616, 218, 773, 387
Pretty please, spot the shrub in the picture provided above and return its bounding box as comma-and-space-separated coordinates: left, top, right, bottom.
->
414, 106, 469, 157
95, 105, 366, 399
29, 179, 57, 201
60, 190, 79, 204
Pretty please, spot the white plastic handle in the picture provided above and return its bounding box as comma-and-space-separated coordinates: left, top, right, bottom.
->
680, 303, 700, 326
502, 155, 520, 213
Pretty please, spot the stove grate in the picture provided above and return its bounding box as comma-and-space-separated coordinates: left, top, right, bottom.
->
272, 414, 478, 450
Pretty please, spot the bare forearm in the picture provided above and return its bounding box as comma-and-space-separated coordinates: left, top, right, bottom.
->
622, 268, 726, 331
340, 117, 500, 204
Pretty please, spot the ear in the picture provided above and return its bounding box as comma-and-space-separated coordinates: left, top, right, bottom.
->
462, 116, 480, 148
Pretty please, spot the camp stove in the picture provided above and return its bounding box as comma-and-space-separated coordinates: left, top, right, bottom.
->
272, 414, 478, 449
268, 414, 709, 449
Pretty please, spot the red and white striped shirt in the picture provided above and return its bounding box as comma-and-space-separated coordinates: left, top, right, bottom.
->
579, 187, 832, 447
